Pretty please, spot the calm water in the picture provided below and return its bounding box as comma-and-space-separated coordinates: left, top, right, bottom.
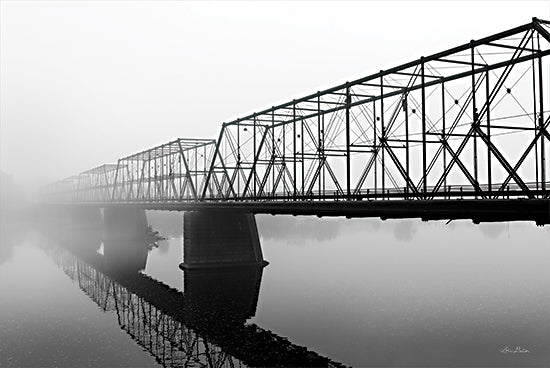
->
1, 210, 549, 367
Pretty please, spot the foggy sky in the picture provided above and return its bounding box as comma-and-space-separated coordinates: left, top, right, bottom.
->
1, 1, 549, 192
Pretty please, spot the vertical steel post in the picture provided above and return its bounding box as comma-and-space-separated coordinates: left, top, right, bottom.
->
161, 145, 165, 200
179, 147, 182, 199
441, 82, 446, 192
318, 95, 321, 196
380, 76, 385, 198
538, 44, 546, 191
254, 116, 257, 197
272, 110, 275, 194
111, 160, 120, 202
346, 85, 351, 199
203, 144, 207, 196
486, 69, 492, 192
193, 144, 199, 197
405, 94, 410, 192
301, 116, 304, 196
471, 42, 478, 198
322, 112, 325, 198
237, 123, 241, 195
373, 100, 377, 196
163, 145, 167, 199
283, 113, 286, 196
421, 59, 427, 195
293, 103, 297, 198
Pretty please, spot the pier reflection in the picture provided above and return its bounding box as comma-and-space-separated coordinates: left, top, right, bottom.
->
44, 232, 344, 367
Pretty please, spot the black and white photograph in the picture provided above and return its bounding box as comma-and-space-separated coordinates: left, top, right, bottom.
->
1, 1, 550, 367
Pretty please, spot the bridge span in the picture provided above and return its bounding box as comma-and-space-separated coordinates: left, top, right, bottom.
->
44, 18, 550, 225
42, 16, 550, 269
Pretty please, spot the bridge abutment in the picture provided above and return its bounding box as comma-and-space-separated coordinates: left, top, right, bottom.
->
180, 210, 267, 269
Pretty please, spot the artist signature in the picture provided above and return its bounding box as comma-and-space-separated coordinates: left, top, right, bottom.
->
499, 346, 530, 354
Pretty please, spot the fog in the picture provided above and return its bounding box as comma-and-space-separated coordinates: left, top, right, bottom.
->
145, 209, 550, 245
1, 1, 549, 194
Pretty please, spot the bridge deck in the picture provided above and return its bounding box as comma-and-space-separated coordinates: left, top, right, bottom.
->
53, 198, 550, 225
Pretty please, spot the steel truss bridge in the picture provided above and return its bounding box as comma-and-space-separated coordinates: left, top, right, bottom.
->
45, 18, 550, 224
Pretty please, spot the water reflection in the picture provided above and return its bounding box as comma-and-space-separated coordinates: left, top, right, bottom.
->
3, 207, 548, 367
42, 230, 344, 368
256, 215, 424, 244
0, 221, 23, 266
0, 204, 29, 266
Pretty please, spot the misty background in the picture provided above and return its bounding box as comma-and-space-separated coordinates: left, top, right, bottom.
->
2, 1, 550, 197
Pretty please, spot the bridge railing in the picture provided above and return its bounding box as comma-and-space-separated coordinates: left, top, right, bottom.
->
232, 181, 550, 201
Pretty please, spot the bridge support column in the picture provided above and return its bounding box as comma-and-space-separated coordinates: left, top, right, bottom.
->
37, 206, 102, 254
61, 207, 103, 255
68, 206, 103, 237
103, 207, 148, 241
180, 210, 268, 269
102, 207, 150, 273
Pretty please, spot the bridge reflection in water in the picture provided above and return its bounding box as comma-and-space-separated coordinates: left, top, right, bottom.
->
44, 236, 344, 368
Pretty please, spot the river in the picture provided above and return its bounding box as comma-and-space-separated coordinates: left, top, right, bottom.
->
1, 210, 549, 367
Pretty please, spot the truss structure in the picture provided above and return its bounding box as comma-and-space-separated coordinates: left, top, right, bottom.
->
203, 18, 550, 201
110, 138, 216, 202
44, 19, 550, 203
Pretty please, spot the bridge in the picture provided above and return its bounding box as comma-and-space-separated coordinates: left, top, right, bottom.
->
43, 19, 550, 267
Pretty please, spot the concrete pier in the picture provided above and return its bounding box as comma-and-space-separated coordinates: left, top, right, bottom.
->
103, 207, 148, 241
69, 206, 103, 233
101, 207, 150, 273
180, 210, 267, 269
61, 207, 103, 255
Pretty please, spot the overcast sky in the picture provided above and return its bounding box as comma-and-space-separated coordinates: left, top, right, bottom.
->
1, 1, 549, 190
